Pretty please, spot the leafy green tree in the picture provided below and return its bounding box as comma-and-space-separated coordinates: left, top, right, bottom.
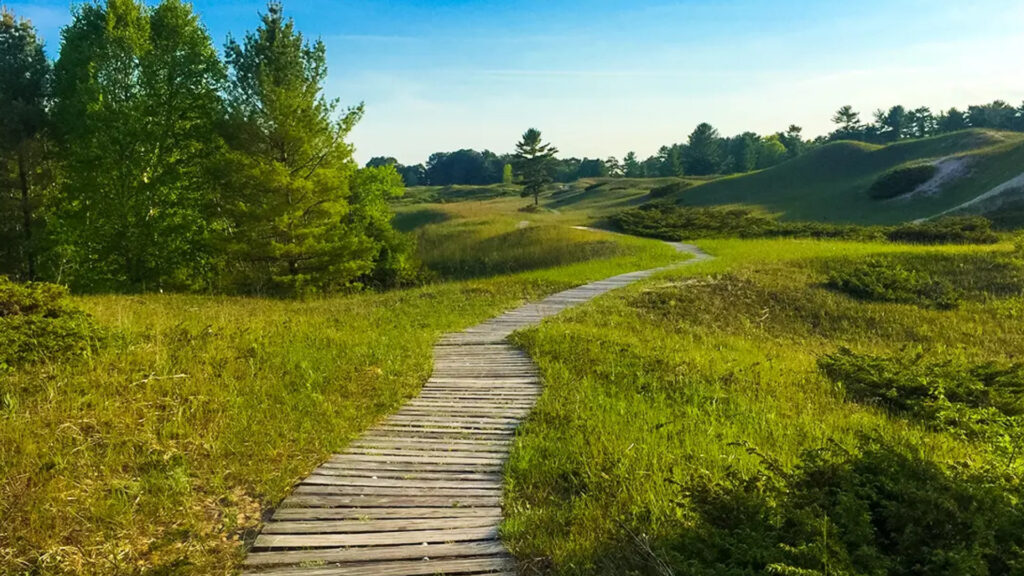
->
756, 134, 788, 169
365, 156, 397, 168
219, 2, 402, 294
622, 151, 643, 177
683, 123, 723, 176
655, 145, 683, 176
725, 132, 759, 173
968, 101, 1017, 130
52, 0, 224, 291
0, 8, 50, 281
577, 157, 608, 178
502, 162, 513, 185
512, 128, 558, 206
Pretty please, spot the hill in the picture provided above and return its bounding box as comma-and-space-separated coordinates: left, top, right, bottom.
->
658, 129, 1024, 225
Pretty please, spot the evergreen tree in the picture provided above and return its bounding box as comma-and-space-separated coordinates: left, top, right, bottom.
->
0, 8, 50, 281
831, 105, 864, 140
219, 2, 405, 293
512, 128, 558, 206
683, 123, 723, 176
622, 151, 643, 177
53, 0, 224, 291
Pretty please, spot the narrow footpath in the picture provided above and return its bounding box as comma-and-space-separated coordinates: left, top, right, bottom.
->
242, 242, 711, 576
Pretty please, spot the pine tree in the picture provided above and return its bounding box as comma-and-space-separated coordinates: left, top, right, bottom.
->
220, 2, 401, 294
512, 128, 558, 206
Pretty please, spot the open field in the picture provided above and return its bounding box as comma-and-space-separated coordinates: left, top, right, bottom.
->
0, 224, 679, 574
505, 237, 1024, 574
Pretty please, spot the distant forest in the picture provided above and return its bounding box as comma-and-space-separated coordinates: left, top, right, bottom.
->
375, 100, 1024, 186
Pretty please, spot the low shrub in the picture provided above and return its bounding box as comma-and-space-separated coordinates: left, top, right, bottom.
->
0, 277, 103, 370
613, 203, 881, 241
868, 163, 938, 199
681, 437, 1024, 575
887, 215, 1000, 244
826, 257, 962, 309
819, 348, 1024, 437
647, 181, 692, 198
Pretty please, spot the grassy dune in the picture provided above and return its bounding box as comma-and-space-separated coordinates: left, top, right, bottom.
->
505, 238, 1024, 574
665, 130, 1024, 224
0, 225, 679, 574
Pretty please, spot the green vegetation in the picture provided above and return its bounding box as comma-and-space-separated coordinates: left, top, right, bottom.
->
1, 1, 410, 294
658, 130, 1024, 224
826, 257, 962, 308
0, 222, 679, 574
886, 215, 1000, 244
0, 277, 102, 370
504, 238, 1024, 575
868, 163, 938, 199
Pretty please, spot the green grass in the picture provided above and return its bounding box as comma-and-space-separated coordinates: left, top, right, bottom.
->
664, 130, 1024, 224
0, 224, 680, 574
503, 237, 1024, 574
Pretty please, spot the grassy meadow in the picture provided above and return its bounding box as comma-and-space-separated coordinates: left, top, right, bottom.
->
504, 237, 1024, 574
0, 222, 679, 574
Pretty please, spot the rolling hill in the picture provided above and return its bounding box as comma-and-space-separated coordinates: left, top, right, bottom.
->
660, 129, 1024, 225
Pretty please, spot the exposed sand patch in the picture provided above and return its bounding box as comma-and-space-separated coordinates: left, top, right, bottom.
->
906, 156, 973, 198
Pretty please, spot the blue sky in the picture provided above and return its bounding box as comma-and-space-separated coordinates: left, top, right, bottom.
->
10, 0, 1024, 164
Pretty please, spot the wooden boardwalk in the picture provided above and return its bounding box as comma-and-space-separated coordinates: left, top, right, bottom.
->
242, 243, 709, 576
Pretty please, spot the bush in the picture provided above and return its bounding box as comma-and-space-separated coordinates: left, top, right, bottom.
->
868, 163, 938, 199
680, 437, 1024, 576
826, 257, 962, 309
819, 348, 1024, 437
613, 203, 882, 242
648, 181, 692, 198
887, 216, 1000, 245
0, 277, 103, 370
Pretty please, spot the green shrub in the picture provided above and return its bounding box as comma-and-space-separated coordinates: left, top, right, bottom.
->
681, 437, 1024, 576
868, 163, 938, 199
887, 216, 999, 245
819, 348, 1024, 437
0, 277, 103, 370
647, 181, 692, 198
826, 257, 962, 309
613, 203, 882, 242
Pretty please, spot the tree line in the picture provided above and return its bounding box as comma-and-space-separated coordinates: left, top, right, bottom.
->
0, 1, 412, 294
375, 99, 1024, 186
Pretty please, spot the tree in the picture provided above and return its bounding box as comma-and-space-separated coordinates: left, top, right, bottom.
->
622, 151, 643, 177
778, 125, 805, 158
577, 157, 608, 178
53, 0, 224, 291
831, 105, 864, 140
604, 156, 622, 177
725, 132, 759, 173
397, 163, 426, 186
683, 123, 723, 176
502, 163, 513, 185
366, 156, 397, 168
906, 106, 936, 139
219, 2, 405, 294
937, 107, 969, 133
512, 128, 557, 206
875, 105, 908, 142
968, 101, 1017, 130
656, 145, 683, 176
756, 135, 788, 169
0, 8, 50, 281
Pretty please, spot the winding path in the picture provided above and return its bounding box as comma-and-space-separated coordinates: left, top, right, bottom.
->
242, 241, 711, 576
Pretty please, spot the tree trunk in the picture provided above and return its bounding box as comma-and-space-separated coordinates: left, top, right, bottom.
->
17, 150, 35, 281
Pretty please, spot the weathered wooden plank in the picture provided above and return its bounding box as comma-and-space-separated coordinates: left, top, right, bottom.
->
242, 556, 515, 576
243, 540, 508, 566
253, 526, 499, 548
272, 506, 503, 521
280, 494, 501, 508
302, 475, 502, 489
260, 515, 499, 534
293, 485, 501, 498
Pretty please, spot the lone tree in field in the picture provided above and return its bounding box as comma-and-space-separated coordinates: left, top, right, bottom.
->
513, 128, 558, 206
0, 9, 50, 281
